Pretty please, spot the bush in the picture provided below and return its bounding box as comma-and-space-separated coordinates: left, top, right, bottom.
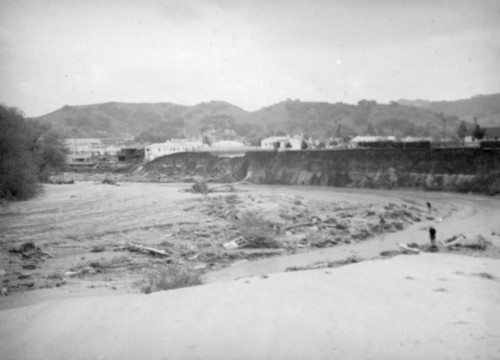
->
139, 265, 203, 294
236, 211, 280, 248
0, 105, 39, 199
0, 104, 67, 200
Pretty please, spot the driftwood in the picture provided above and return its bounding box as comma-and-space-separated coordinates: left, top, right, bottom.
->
442, 234, 465, 247
286, 256, 362, 272
284, 218, 336, 231
223, 236, 250, 250
397, 243, 420, 254
126, 243, 170, 257
208, 184, 235, 192
188, 180, 248, 194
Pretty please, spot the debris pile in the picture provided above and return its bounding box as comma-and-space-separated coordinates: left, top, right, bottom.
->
9, 242, 49, 269
189, 192, 424, 254
442, 234, 491, 251
186, 178, 238, 194
48, 174, 75, 184
102, 177, 120, 186
286, 255, 363, 272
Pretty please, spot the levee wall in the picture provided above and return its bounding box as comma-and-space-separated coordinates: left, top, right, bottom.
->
143, 149, 500, 195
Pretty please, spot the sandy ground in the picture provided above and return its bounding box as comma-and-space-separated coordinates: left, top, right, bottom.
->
1, 183, 500, 359
0, 254, 499, 360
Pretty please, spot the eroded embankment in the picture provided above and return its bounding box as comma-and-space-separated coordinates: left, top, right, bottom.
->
141, 148, 500, 194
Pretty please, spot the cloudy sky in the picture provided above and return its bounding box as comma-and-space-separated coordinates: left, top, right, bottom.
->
1, 0, 499, 117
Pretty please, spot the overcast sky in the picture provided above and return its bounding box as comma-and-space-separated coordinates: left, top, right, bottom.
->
1, 0, 499, 117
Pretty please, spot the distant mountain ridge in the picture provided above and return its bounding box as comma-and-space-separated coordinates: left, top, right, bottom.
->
33, 94, 500, 141
398, 93, 500, 126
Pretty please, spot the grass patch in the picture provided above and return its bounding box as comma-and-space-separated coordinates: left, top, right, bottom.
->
235, 211, 280, 248
139, 265, 203, 294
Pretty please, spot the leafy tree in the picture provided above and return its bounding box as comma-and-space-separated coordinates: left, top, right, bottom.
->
135, 118, 186, 143
200, 114, 235, 133
31, 128, 67, 181
366, 122, 377, 135
316, 141, 326, 149
456, 121, 468, 139
472, 117, 485, 140
0, 105, 67, 200
472, 124, 485, 140
0, 105, 38, 200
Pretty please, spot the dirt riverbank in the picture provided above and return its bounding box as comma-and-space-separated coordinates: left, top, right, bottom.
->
1, 182, 499, 359
1, 182, 499, 309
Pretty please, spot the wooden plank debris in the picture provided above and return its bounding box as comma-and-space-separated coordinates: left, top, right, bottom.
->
127, 243, 170, 257
284, 218, 336, 231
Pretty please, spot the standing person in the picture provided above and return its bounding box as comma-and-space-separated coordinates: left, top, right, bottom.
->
426, 202, 432, 214
429, 226, 437, 251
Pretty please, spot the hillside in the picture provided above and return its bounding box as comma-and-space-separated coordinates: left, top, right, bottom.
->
32, 94, 500, 141
398, 93, 500, 126
34, 101, 249, 142
243, 100, 452, 139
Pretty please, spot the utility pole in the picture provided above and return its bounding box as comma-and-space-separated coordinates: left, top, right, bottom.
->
443, 117, 447, 140
439, 113, 447, 141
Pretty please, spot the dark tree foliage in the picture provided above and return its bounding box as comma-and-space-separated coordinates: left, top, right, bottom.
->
31, 129, 67, 181
135, 118, 186, 143
0, 104, 67, 200
472, 124, 485, 140
0, 105, 39, 200
456, 121, 469, 139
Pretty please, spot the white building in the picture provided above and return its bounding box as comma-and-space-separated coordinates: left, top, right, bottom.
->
64, 138, 125, 161
401, 136, 432, 143
350, 136, 397, 144
261, 136, 303, 150
211, 140, 245, 148
64, 138, 103, 161
145, 139, 207, 162
349, 136, 397, 147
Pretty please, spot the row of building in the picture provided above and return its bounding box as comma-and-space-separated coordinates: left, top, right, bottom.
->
64, 129, 500, 164
64, 135, 311, 163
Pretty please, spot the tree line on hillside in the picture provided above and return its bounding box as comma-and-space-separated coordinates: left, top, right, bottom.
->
38, 98, 496, 142
0, 104, 67, 201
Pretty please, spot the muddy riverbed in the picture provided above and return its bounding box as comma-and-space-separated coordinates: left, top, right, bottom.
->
1, 182, 499, 309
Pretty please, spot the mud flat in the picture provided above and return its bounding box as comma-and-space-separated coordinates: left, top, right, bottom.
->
0, 182, 499, 359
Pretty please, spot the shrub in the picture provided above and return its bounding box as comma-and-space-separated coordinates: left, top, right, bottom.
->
0, 104, 67, 200
0, 105, 39, 200
139, 265, 203, 294
235, 211, 280, 248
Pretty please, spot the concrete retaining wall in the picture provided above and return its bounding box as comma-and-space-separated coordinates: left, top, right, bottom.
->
143, 149, 500, 195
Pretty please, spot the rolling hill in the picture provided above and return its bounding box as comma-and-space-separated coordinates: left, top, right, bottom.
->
398, 93, 500, 126
32, 94, 500, 141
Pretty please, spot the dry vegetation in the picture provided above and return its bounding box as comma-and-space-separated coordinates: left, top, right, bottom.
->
137, 265, 203, 294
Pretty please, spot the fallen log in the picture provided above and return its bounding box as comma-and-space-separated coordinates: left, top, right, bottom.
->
442, 234, 465, 248
284, 218, 336, 231
127, 243, 170, 257
397, 243, 420, 254
208, 184, 235, 192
